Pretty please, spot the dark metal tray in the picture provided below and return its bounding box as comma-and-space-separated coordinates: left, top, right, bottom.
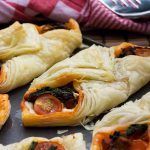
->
0, 37, 149, 150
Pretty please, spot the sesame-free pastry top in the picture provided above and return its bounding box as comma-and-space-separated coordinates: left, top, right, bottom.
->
0, 19, 82, 93
21, 42, 150, 127
92, 92, 150, 150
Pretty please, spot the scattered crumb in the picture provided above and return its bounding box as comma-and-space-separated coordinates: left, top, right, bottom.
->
80, 43, 89, 48
57, 130, 68, 135
81, 122, 95, 130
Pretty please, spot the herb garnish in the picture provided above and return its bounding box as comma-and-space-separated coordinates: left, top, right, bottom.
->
48, 145, 58, 150
126, 124, 148, 137
109, 131, 121, 141
102, 124, 148, 150
28, 86, 76, 103
28, 141, 38, 150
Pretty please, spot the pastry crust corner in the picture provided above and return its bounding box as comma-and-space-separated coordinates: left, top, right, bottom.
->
21, 89, 84, 127
65, 18, 81, 33
0, 94, 10, 129
0, 65, 7, 84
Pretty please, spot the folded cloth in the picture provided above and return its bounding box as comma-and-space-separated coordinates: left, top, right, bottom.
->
1, 0, 150, 34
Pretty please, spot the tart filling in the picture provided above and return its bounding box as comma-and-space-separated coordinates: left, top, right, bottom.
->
25, 83, 79, 115
29, 141, 65, 150
94, 124, 150, 150
114, 42, 150, 57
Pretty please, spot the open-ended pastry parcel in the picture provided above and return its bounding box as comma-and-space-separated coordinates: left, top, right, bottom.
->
21, 43, 150, 126
0, 19, 82, 93
92, 92, 150, 150
0, 133, 86, 150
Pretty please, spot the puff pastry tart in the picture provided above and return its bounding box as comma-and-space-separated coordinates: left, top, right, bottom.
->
21, 43, 150, 127
92, 92, 150, 150
0, 94, 10, 129
0, 133, 86, 150
0, 19, 82, 93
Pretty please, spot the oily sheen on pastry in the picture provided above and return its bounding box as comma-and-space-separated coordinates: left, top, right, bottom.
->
21, 43, 150, 127
0, 133, 86, 150
0, 19, 82, 93
92, 92, 150, 150
0, 94, 10, 129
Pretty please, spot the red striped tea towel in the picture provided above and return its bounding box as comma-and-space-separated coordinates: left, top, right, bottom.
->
1, 0, 150, 34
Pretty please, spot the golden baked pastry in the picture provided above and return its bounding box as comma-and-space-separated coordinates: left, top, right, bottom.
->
0, 133, 86, 150
0, 19, 82, 93
21, 43, 150, 127
92, 92, 150, 150
0, 94, 10, 129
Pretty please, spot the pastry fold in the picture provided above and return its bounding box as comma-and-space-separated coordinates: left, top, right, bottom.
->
0, 94, 10, 129
0, 22, 41, 61
0, 19, 82, 93
21, 43, 150, 127
0, 133, 86, 150
92, 92, 150, 150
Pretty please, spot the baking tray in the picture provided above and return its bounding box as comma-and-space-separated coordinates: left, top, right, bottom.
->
0, 36, 150, 150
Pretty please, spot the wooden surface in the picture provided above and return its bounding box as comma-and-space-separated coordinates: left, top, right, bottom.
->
1, 22, 149, 47
83, 29, 150, 47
